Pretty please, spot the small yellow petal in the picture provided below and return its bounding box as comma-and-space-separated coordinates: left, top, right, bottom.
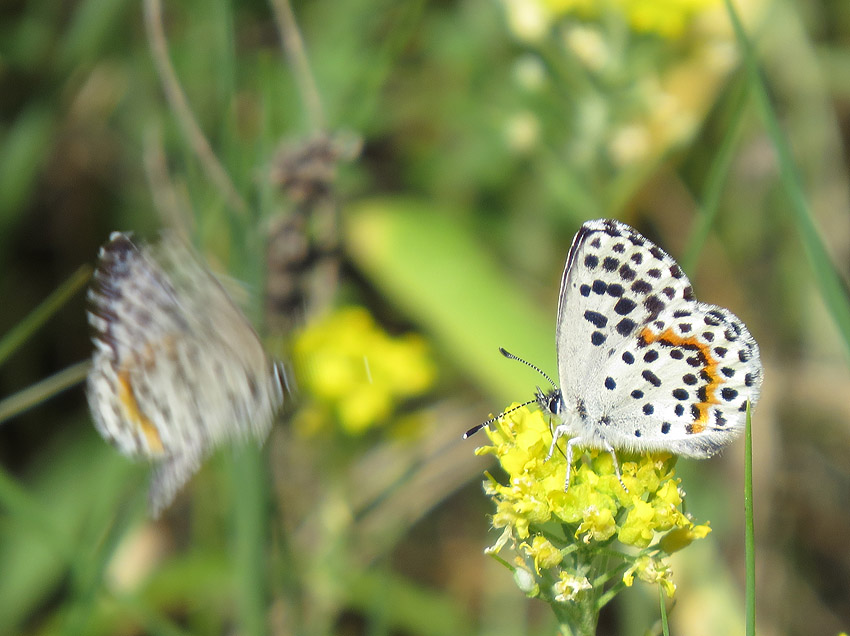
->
660, 523, 712, 553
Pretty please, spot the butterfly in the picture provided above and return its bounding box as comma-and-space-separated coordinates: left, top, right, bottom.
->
468, 219, 764, 489
86, 232, 285, 515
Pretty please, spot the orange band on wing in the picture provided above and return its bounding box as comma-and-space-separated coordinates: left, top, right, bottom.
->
118, 370, 165, 453
639, 326, 721, 434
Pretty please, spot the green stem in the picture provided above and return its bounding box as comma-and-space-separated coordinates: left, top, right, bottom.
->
744, 403, 756, 635
659, 584, 670, 636
551, 590, 599, 636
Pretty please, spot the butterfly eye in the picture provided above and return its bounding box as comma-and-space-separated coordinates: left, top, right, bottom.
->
548, 393, 562, 415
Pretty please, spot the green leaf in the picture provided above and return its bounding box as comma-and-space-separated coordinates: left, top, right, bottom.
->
345, 197, 556, 406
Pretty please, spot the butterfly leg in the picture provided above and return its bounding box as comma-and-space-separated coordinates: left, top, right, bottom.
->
563, 436, 581, 491
602, 441, 628, 493
557, 437, 629, 493
545, 423, 571, 462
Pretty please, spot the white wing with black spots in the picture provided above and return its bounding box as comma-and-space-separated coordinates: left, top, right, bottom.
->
546, 219, 762, 462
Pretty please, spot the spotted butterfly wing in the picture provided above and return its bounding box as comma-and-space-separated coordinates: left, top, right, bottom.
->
86, 232, 285, 516
551, 219, 763, 458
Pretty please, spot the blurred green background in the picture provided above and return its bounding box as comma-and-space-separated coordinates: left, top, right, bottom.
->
1, 0, 850, 634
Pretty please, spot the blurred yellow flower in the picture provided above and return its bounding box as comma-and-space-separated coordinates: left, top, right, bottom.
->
292, 306, 436, 435
503, 0, 722, 40
619, 0, 720, 39
501, 0, 754, 176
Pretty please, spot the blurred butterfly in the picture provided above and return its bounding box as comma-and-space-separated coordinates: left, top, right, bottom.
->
86, 232, 285, 516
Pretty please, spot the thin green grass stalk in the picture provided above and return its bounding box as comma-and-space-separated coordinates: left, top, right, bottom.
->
61, 503, 136, 636
681, 77, 749, 274
659, 585, 670, 636
0, 360, 90, 426
269, 0, 326, 133
725, 0, 850, 356
142, 0, 249, 217
346, 0, 425, 132
232, 446, 269, 636
744, 403, 755, 636
0, 265, 90, 367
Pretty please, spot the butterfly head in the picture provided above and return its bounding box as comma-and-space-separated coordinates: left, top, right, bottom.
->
536, 386, 563, 418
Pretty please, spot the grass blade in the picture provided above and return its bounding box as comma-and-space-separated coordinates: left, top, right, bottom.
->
744, 402, 755, 636
0, 360, 90, 426
681, 76, 749, 274
0, 265, 90, 367
232, 446, 268, 636
725, 0, 850, 355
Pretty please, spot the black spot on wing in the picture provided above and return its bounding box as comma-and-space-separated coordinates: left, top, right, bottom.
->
721, 387, 738, 401
642, 370, 661, 387
602, 257, 619, 272
616, 318, 636, 336
619, 264, 636, 281
644, 295, 665, 317
584, 311, 608, 328
614, 297, 637, 315
631, 280, 651, 294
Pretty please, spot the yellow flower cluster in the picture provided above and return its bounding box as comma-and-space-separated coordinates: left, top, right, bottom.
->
292, 306, 435, 435
476, 404, 711, 598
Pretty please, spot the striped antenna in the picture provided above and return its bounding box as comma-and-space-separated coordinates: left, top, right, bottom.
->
498, 347, 557, 389
463, 347, 557, 439
463, 398, 538, 439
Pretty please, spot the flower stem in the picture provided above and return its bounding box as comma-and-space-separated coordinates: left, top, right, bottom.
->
551, 590, 599, 636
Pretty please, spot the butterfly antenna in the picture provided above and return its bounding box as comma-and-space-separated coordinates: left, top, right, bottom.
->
499, 347, 557, 389
463, 398, 537, 439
